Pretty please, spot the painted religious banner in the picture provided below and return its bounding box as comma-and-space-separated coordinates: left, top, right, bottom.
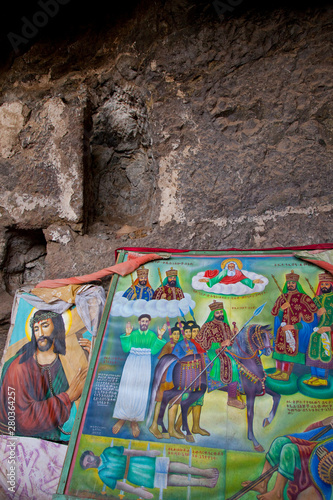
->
0, 284, 105, 443
55, 247, 333, 500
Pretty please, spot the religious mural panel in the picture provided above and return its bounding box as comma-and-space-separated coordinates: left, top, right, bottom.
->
56, 247, 333, 500
0, 284, 105, 443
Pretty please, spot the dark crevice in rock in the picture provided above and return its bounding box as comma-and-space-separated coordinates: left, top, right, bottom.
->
89, 84, 158, 229
2, 228, 47, 295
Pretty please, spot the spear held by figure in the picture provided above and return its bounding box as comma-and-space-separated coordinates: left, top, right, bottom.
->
158, 267, 167, 298
179, 307, 186, 322
271, 274, 295, 315
169, 303, 267, 408
305, 277, 316, 297
130, 273, 137, 300
189, 305, 196, 323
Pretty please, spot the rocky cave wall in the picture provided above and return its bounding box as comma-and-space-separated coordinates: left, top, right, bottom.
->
0, 0, 332, 352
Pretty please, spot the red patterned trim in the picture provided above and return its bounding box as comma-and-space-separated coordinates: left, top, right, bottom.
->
115, 244, 333, 261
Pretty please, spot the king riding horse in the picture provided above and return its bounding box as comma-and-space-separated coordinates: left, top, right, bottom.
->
147, 324, 281, 452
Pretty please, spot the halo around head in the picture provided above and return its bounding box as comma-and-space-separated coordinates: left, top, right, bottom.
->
220, 258, 243, 270
25, 308, 72, 340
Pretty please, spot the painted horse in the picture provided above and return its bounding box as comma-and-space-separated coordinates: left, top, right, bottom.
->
147, 324, 280, 452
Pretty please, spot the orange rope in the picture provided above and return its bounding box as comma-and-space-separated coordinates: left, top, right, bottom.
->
35, 252, 165, 288
230, 350, 258, 360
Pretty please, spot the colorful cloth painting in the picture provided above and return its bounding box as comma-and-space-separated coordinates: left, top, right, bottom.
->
42, 246, 333, 500
0, 284, 106, 443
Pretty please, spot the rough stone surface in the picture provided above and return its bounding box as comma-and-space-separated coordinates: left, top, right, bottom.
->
0, 95, 87, 230
2, 228, 46, 295
0, 0, 332, 358
91, 87, 157, 226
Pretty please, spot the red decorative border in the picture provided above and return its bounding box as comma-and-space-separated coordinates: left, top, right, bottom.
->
115, 243, 333, 261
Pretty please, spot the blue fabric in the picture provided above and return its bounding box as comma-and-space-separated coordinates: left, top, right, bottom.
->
98, 447, 156, 490
298, 318, 318, 353
172, 340, 198, 359
60, 402, 77, 442
311, 367, 328, 378
122, 285, 154, 301
167, 340, 198, 382
98, 446, 126, 490
290, 426, 333, 442
273, 315, 318, 353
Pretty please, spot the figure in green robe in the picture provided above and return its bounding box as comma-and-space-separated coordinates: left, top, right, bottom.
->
112, 314, 167, 438
304, 272, 333, 386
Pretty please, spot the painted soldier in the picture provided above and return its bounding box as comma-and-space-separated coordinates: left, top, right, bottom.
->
195, 300, 244, 409
149, 325, 181, 439
270, 270, 318, 381
152, 268, 185, 301
122, 267, 154, 301
174, 322, 210, 437
242, 415, 333, 500
172, 321, 197, 359
304, 272, 333, 387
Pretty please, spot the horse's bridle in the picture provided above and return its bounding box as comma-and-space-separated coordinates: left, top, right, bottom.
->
251, 325, 267, 351
234, 325, 266, 359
